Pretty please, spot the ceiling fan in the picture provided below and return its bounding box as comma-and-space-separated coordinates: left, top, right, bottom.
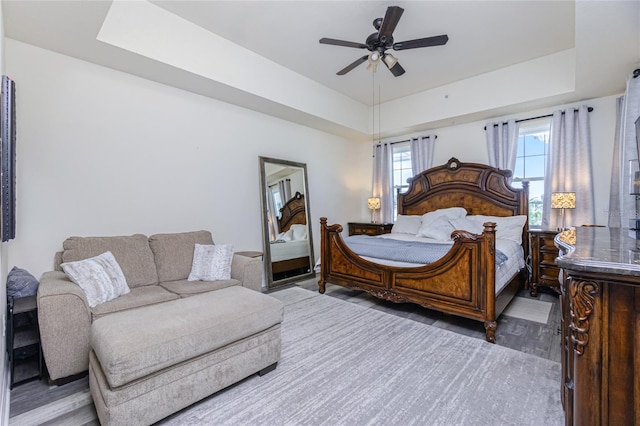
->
319, 6, 448, 77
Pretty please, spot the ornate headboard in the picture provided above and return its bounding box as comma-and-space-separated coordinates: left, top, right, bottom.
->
398, 157, 529, 251
278, 192, 306, 233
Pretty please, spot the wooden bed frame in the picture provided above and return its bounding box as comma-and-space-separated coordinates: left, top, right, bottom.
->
277, 192, 306, 233
318, 158, 529, 343
273, 192, 311, 277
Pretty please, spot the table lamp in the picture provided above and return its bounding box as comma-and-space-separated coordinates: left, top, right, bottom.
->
551, 192, 576, 231
367, 197, 381, 223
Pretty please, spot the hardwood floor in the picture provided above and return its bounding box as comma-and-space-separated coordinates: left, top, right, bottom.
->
9, 277, 561, 425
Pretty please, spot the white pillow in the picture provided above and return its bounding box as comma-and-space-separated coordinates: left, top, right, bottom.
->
473, 215, 528, 244
276, 230, 293, 242
61, 251, 130, 308
416, 215, 455, 240
417, 207, 467, 236
391, 215, 422, 235
449, 217, 485, 235
290, 224, 308, 240
188, 244, 234, 281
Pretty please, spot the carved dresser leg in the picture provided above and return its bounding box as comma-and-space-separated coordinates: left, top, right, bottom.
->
484, 321, 497, 343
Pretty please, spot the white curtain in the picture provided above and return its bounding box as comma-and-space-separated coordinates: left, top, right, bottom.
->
410, 135, 436, 175
608, 74, 640, 227
277, 179, 291, 205
372, 142, 394, 223
266, 188, 278, 240
485, 119, 519, 176
541, 106, 595, 229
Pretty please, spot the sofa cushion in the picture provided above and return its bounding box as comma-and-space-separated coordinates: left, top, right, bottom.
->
91, 286, 284, 388
91, 286, 179, 320
62, 234, 158, 288
148, 231, 214, 283
160, 278, 240, 297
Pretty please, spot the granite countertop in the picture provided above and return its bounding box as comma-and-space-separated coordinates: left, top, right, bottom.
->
554, 227, 640, 277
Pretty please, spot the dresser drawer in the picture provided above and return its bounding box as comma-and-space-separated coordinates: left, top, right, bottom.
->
539, 265, 561, 287
529, 229, 561, 296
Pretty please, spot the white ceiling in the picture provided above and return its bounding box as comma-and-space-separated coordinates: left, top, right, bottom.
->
3, 1, 639, 140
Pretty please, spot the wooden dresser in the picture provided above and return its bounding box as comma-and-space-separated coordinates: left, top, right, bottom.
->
555, 227, 640, 426
348, 222, 393, 236
529, 229, 561, 296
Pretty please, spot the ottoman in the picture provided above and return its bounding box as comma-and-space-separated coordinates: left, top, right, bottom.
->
89, 286, 283, 426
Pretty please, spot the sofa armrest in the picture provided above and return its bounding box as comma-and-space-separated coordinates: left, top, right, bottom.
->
230, 254, 262, 292
37, 271, 92, 380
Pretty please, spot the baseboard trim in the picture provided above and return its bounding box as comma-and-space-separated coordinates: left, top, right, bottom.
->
2, 355, 10, 426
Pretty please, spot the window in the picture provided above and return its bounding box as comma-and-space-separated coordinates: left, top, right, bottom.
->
512, 119, 551, 228
392, 142, 412, 218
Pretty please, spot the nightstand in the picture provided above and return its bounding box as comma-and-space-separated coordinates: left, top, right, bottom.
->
348, 222, 393, 236
235, 251, 263, 259
528, 229, 561, 297
7, 295, 43, 388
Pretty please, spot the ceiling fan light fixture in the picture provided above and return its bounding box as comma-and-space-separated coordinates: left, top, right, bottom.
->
367, 51, 381, 72
382, 53, 398, 68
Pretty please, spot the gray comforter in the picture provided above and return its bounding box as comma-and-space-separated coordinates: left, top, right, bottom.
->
343, 235, 508, 266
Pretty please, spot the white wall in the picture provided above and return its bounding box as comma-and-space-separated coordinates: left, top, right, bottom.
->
5, 39, 371, 279
0, 2, 8, 423
383, 94, 620, 227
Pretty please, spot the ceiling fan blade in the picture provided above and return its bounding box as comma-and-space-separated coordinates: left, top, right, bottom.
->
337, 55, 369, 75
384, 60, 405, 77
393, 34, 449, 51
320, 38, 367, 49
378, 6, 404, 40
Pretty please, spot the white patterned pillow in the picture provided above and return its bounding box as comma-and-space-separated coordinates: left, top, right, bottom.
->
61, 251, 130, 308
188, 244, 234, 281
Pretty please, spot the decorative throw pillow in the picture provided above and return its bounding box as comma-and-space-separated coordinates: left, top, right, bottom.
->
61, 251, 130, 308
188, 244, 234, 281
391, 215, 422, 235
416, 216, 455, 240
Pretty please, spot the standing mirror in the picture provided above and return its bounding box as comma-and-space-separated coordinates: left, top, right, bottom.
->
259, 157, 315, 290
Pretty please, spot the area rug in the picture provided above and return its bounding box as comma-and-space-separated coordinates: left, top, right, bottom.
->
502, 296, 553, 324
160, 287, 563, 426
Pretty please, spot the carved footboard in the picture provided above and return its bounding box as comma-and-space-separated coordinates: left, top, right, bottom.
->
318, 217, 501, 342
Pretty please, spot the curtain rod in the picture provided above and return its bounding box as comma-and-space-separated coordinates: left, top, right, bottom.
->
374, 135, 437, 147
483, 107, 593, 130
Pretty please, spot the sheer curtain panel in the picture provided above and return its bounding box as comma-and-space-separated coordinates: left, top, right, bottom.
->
485, 119, 519, 177
410, 135, 436, 175
542, 106, 595, 229
608, 73, 640, 227
372, 143, 394, 223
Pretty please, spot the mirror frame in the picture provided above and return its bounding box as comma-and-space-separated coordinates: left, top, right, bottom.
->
259, 156, 315, 290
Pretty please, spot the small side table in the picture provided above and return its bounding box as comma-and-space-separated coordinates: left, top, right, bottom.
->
348, 222, 393, 236
7, 295, 43, 388
528, 229, 561, 297
236, 251, 263, 259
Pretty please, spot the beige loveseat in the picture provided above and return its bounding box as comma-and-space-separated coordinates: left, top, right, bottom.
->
37, 230, 263, 381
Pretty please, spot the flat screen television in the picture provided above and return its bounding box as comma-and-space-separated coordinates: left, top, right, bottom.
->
1, 75, 16, 242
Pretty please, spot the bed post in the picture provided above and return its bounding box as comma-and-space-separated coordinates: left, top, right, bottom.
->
318, 217, 327, 294
482, 222, 497, 343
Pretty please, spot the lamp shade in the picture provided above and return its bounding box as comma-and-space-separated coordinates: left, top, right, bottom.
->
383, 53, 398, 68
551, 192, 576, 209
367, 197, 381, 210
